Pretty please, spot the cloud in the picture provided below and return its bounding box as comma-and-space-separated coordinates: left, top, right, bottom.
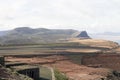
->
0, 0, 120, 32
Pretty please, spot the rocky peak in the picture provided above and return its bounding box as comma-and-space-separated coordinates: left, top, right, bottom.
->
72, 31, 90, 39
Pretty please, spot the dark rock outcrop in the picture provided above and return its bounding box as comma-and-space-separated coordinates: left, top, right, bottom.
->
72, 31, 90, 39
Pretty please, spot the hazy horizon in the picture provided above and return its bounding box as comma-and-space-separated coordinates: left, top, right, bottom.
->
0, 26, 120, 34
0, 0, 120, 33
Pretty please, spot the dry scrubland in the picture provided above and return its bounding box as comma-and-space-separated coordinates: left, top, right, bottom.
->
6, 55, 120, 80
69, 38, 119, 49
1, 39, 120, 80
4, 56, 111, 80
0, 39, 118, 55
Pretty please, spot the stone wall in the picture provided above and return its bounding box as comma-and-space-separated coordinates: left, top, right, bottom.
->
5, 62, 26, 68
12, 65, 39, 80
18, 68, 39, 80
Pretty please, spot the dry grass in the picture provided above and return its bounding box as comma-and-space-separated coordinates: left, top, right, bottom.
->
65, 48, 100, 53
69, 38, 119, 49
0, 39, 118, 56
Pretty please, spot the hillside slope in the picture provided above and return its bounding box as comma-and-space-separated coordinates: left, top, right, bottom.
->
0, 27, 90, 45
69, 39, 119, 49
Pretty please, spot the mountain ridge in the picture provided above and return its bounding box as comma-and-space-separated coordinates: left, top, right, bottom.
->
0, 27, 90, 45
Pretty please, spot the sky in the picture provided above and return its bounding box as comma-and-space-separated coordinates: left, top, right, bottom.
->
0, 0, 120, 33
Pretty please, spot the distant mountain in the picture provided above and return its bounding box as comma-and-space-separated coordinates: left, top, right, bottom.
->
0, 31, 9, 36
0, 27, 90, 45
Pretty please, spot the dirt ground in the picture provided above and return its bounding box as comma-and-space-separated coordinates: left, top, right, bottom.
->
82, 54, 120, 71
6, 55, 112, 80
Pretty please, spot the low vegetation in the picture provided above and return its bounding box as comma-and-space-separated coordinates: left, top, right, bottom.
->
54, 69, 68, 80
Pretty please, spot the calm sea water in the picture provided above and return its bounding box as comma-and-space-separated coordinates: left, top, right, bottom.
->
90, 35, 120, 45
116, 41, 120, 44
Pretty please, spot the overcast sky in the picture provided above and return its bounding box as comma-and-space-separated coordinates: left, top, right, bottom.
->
0, 0, 120, 33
